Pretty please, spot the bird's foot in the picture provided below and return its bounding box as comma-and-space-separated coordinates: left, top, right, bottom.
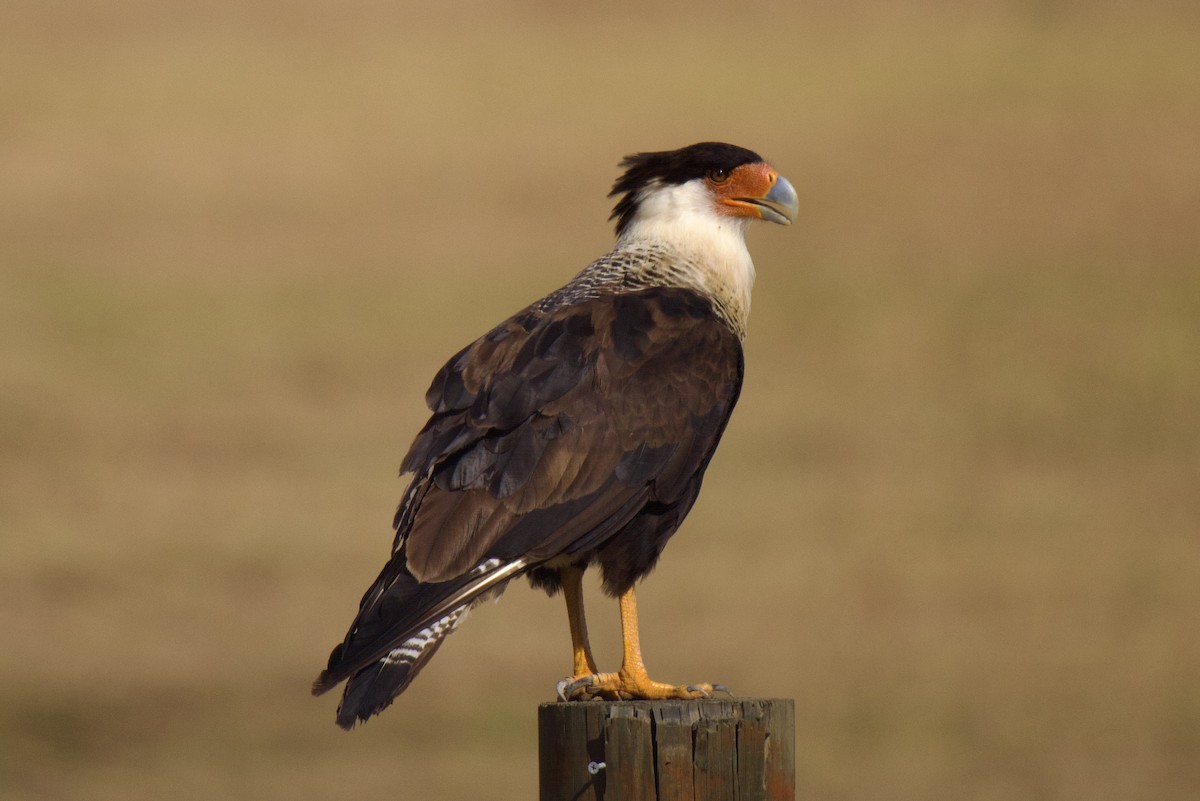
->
557, 671, 731, 701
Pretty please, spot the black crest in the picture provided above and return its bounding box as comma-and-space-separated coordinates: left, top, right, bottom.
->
608, 142, 764, 237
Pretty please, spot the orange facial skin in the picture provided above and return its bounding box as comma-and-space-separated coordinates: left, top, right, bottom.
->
703, 161, 798, 226
707, 162, 781, 217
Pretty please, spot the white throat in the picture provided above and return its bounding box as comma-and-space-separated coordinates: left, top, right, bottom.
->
615, 179, 757, 330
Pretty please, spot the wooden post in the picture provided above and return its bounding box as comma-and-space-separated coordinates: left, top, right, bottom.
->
538, 698, 794, 801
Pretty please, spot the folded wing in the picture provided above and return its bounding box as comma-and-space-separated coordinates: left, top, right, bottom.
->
313, 286, 743, 725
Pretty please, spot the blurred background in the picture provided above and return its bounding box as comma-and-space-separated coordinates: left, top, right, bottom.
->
2, 1, 1198, 798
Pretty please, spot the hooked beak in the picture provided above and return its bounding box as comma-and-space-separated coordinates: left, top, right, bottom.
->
738, 174, 798, 226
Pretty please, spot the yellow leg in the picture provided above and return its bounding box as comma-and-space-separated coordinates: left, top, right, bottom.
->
562, 566, 598, 678
616, 584, 651, 684
558, 584, 729, 701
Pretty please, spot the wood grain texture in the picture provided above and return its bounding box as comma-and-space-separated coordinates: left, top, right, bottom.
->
538, 699, 795, 801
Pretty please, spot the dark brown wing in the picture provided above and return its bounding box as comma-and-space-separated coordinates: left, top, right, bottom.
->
399, 286, 743, 580
314, 286, 743, 724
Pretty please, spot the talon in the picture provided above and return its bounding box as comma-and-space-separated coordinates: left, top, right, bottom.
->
712, 683, 732, 696
686, 684, 712, 698
559, 674, 605, 700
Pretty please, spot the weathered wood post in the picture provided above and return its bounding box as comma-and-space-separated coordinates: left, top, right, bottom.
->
538, 698, 794, 800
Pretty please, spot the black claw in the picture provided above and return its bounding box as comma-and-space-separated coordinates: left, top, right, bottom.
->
712, 683, 733, 696
559, 675, 597, 700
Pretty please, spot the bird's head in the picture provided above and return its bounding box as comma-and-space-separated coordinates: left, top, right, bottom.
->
608, 142, 798, 241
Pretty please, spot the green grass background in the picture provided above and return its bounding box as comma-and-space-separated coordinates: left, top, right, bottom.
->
2, 1, 1198, 798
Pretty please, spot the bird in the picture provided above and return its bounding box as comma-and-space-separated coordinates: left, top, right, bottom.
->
313, 142, 797, 728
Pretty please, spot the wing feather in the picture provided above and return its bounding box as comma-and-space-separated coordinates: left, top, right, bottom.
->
317, 286, 743, 713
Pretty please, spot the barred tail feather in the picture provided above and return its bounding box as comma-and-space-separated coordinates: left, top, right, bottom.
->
333, 602, 469, 729
313, 555, 526, 727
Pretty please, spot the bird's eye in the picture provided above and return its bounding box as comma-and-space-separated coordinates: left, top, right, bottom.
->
707, 168, 730, 184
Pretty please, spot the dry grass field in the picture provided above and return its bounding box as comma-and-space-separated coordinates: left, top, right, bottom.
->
2, 1, 1198, 799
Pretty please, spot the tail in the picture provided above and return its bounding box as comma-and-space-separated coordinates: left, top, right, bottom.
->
313, 554, 526, 729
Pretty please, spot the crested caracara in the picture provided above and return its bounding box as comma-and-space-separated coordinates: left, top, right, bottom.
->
313, 142, 798, 728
